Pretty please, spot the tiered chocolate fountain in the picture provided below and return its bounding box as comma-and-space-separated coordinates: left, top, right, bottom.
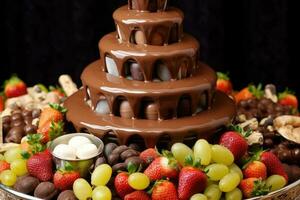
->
64, 0, 236, 148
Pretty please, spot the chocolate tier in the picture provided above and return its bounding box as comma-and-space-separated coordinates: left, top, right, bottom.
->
64, 1, 236, 147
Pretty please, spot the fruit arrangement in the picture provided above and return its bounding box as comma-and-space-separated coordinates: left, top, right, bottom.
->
0, 73, 299, 200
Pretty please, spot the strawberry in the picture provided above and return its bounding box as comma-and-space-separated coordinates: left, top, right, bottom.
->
38, 120, 64, 143
21, 134, 47, 156
151, 180, 179, 200
4, 75, 27, 98
278, 89, 298, 109
38, 103, 67, 129
140, 148, 159, 165
216, 72, 233, 94
239, 178, 270, 198
243, 161, 267, 179
26, 149, 53, 181
0, 160, 10, 173
114, 163, 140, 198
144, 151, 179, 181
259, 151, 288, 181
219, 125, 249, 161
235, 84, 263, 103
49, 85, 66, 98
53, 162, 80, 191
0, 95, 4, 111
177, 156, 207, 200
124, 191, 151, 200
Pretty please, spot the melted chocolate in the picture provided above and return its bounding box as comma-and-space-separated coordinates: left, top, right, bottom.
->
129, 0, 168, 12
64, 90, 236, 147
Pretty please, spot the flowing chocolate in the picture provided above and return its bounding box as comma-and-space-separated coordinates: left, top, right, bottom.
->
129, 0, 168, 12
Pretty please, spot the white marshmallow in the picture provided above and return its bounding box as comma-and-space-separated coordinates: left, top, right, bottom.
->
105, 57, 119, 76
68, 136, 92, 151
95, 100, 110, 114
53, 144, 77, 160
76, 143, 98, 159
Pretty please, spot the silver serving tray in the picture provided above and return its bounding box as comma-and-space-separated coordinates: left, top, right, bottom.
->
1, 179, 299, 200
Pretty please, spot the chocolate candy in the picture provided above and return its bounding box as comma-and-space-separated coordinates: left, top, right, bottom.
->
14, 175, 40, 194
24, 124, 38, 134
145, 103, 158, 120
11, 113, 23, 121
134, 30, 146, 45
130, 62, 144, 81
22, 110, 32, 118
24, 117, 33, 125
34, 182, 58, 200
57, 190, 77, 200
2, 116, 11, 124
11, 119, 25, 127
32, 108, 41, 118
95, 99, 110, 115
120, 101, 134, 119
105, 56, 119, 76
5, 126, 24, 143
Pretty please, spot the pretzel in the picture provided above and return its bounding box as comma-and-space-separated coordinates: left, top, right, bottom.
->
59, 75, 78, 97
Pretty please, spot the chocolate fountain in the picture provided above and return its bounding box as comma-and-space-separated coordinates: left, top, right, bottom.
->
64, 0, 236, 148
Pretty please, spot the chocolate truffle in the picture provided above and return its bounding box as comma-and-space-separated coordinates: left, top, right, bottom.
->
14, 175, 40, 194
34, 182, 59, 200
57, 190, 77, 200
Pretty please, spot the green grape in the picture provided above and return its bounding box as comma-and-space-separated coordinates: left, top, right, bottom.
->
0, 170, 17, 186
190, 193, 208, 200
225, 188, 242, 200
92, 186, 112, 200
128, 172, 150, 190
229, 163, 243, 180
4, 147, 22, 163
204, 184, 222, 200
73, 178, 93, 200
205, 164, 229, 181
0, 154, 5, 160
211, 145, 234, 166
194, 139, 212, 165
219, 172, 240, 192
91, 164, 112, 186
266, 175, 286, 192
171, 143, 194, 165
10, 159, 28, 176
207, 179, 218, 186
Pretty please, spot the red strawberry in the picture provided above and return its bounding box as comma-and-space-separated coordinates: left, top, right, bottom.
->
38, 120, 64, 143
0, 95, 4, 111
0, 161, 10, 173
49, 86, 66, 98
115, 172, 134, 198
239, 178, 270, 198
124, 191, 151, 200
144, 152, 179, 181
278, 89, 298, 109
178, 166, 207, 200
243, 161, 267, 179
140, 148, 159, 165
216, 72, 233, 94
26, 149, 53, 181
219, 126, 249, 161
38, 103, 67, 129
4, 75, 27, 98
53, 162, 80, 191
152, 180, 179, 200
235, 84, 263, 103
259, 151, 288, 181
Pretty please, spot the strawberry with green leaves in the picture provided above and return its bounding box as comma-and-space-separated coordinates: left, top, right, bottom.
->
4, 75, 27, 98
151, 180, 179, 200
38, 103, 67, 129
177, 156, 207, 200
114, 162, 141, 198
144, 151, 180, 181
243, 161, 267, 179
278, 88, 298, 109
219, 125, 250, 161
49, 85, 66, 98
239, 178, 270, 198
216, 72, 233, 94
21, 134, 47, 156
235, 84, 264, 103
53, 162, 80, 191
38, 120, 64, 143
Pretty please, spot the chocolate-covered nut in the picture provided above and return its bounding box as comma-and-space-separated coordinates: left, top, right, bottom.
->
34, 182, 58, 200
129, 143, 142, 151
134, 30, 146, 45
120, 101, 134, 119
95, 157, 107, 168
11, 119, 25, 127
130, 62, 144, 81
3, 123, 11, 133
32, 108, 41, 118
11, 113, 23, 121
104, 143, 118, 158
292, 148, 300, 160
125, 156, 144, 167
112, 163, 127, 173
263, 138, 274, 148
5, 126, 24, 143
177, 98, 191, 117
12, 109, 22, 115
108, 154, 120, 166
57, 190, 77, 200
145, 103, 158, 120
24, 124, 38, 134
112, 145, 130, 155
24, 117, 33, 125
14, 175, 40, 194
2, 116, 11, 124
278, 150, 292, 162
151, 32, 164, 46
120, 149, 140, 161
22, 110, 32, 118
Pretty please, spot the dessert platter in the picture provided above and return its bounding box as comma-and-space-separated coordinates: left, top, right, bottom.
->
1, 0, 299, 199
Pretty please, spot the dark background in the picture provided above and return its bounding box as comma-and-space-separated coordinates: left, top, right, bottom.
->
0, 1, 295, 93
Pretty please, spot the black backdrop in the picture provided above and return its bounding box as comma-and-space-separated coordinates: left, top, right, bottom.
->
0, 0, 295, 93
